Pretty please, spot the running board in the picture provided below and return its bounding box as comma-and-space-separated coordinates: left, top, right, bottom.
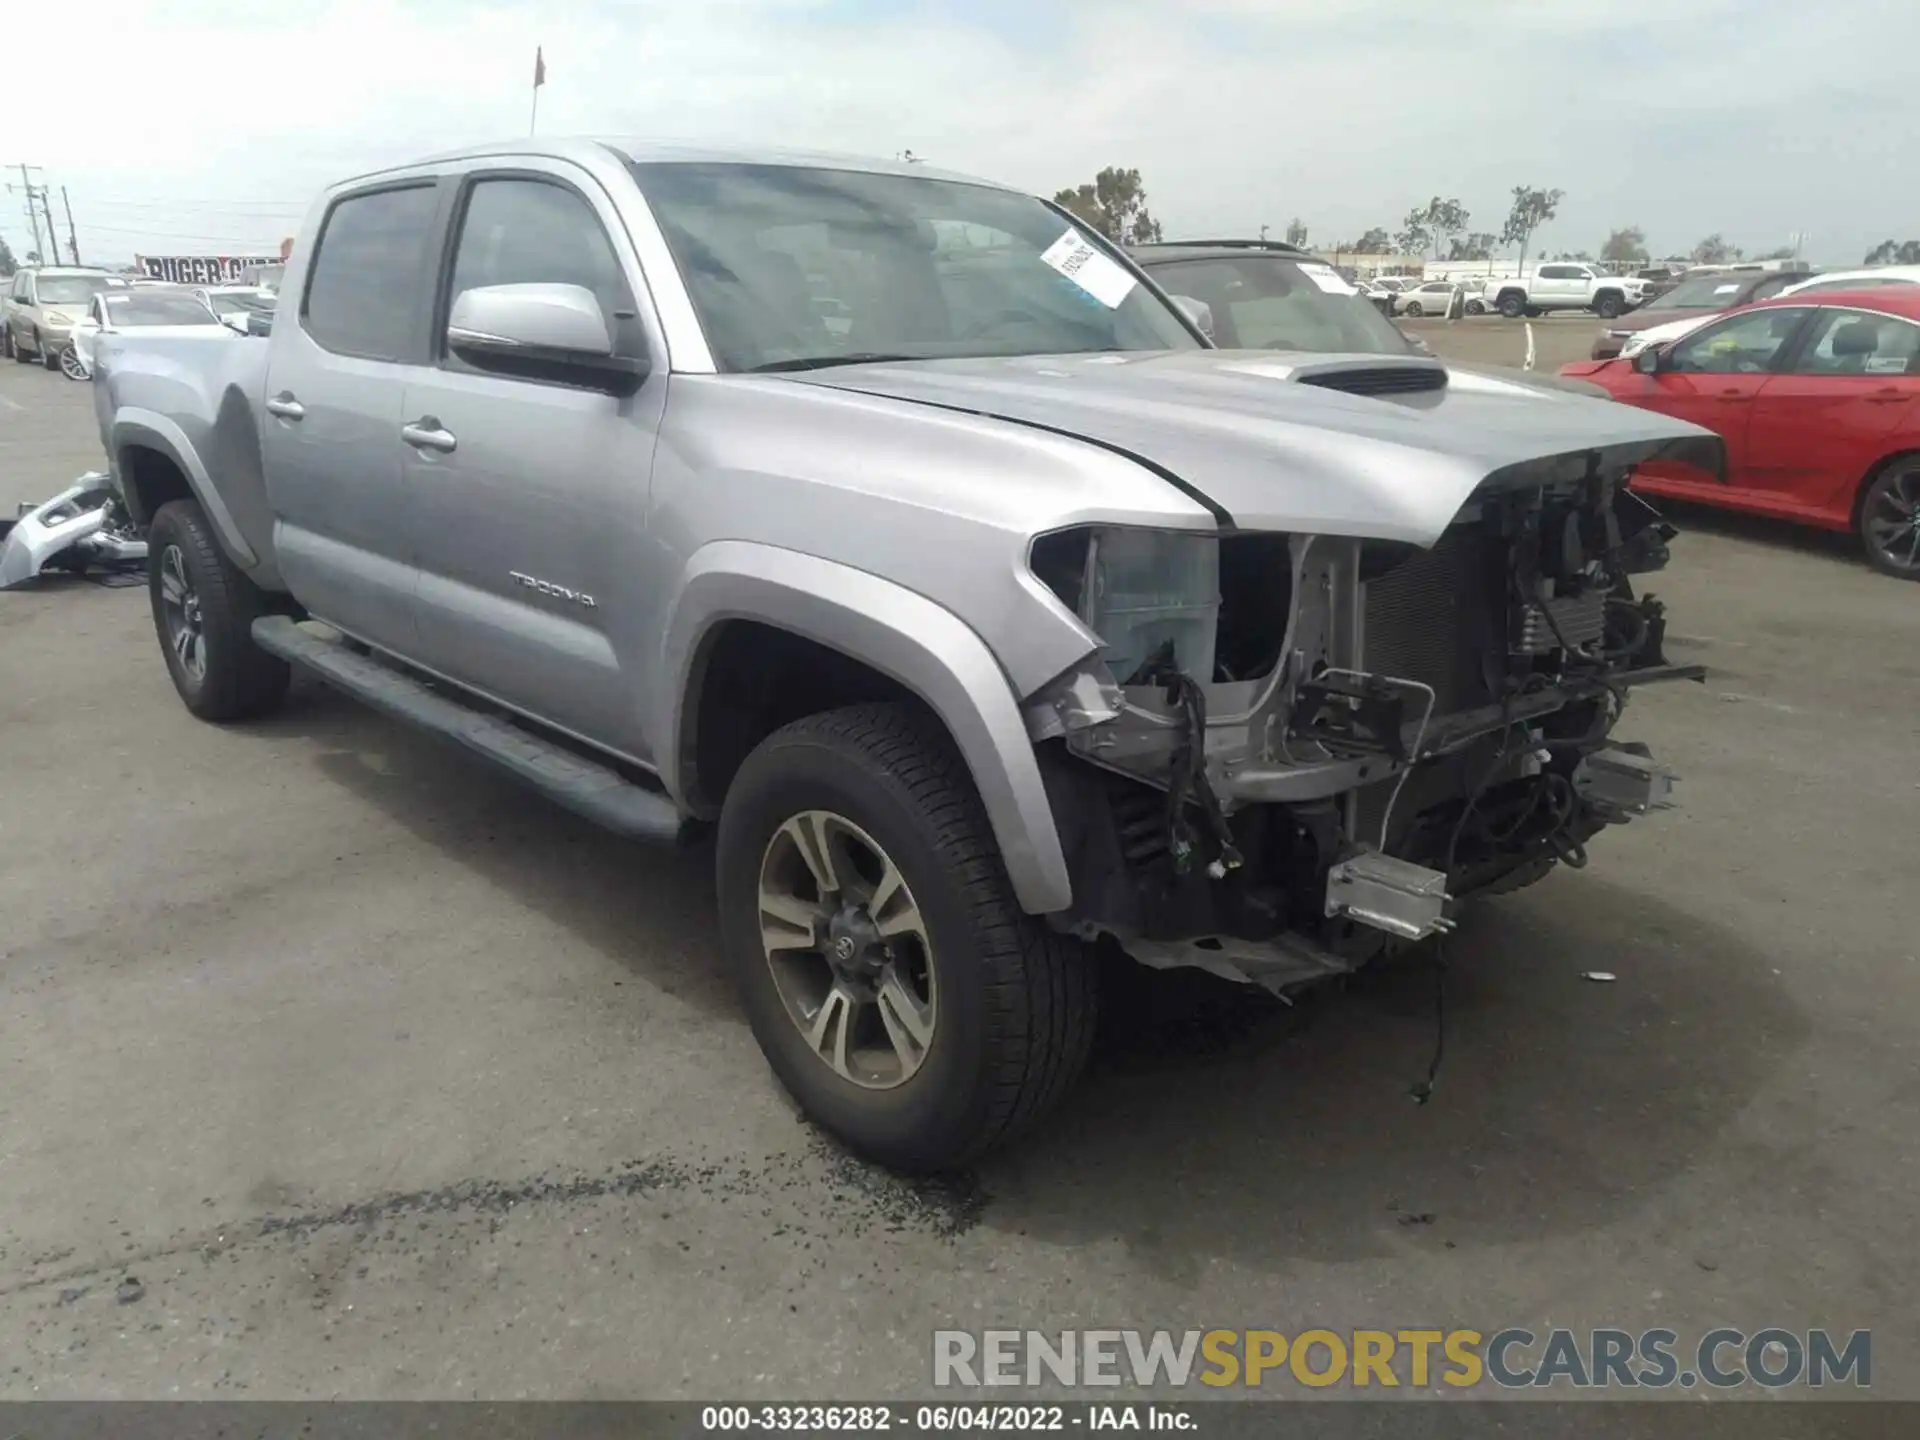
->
251, 615, 686, 843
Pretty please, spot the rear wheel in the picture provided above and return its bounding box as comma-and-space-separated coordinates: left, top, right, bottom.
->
716, 703, 1097, 1171
1859, 460, 1920, 580
1498, 292, 1525, 319
147, 499, 292, 720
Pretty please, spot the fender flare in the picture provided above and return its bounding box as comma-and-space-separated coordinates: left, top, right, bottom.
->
110, 408, 257, 568
660, 541, 1074, 915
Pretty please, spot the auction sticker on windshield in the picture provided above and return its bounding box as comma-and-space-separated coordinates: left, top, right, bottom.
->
1040, 230, 1137, 308
1299, 262, 1358, 295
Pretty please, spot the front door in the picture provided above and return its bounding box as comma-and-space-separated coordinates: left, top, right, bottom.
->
1629, 305, 1816, 488
1743, 306, 1920, 522
260, 179, 443, 654
401, 165, 668, 758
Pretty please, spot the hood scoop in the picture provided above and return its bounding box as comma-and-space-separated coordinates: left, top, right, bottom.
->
1296, 361, 1449, 397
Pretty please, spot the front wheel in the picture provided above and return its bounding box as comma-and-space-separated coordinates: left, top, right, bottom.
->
1466, 299, 1486, 316
1859, 460, 1920, 580
147, 499, 292, 720
717, 703, 1097, 1171
1593, 291, 1626, 320
1404, 302, 1424, 318
59, 344, 88, 381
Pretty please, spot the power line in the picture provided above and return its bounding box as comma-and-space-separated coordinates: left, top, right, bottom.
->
78, 196, 307, 217
79, 222, 285, 245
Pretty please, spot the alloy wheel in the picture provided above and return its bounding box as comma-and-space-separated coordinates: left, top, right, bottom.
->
757, 809, 937, 1090
59, 344, 88, 381
1865, 467, 1920, 574
157, 544, 207, 682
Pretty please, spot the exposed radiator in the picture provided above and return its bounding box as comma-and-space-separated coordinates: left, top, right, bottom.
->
1361, 527, 1500, 716
1513, 590, 1607, 655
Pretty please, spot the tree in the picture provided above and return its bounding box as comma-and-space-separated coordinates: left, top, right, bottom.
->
1414, 197, 1469, 260
1051, 167, 1163, 245
1864, 239, 1920, 265
1449, 232, 1497, 261
1551, 249, 1595, 262
1284, 217, 1309, 248
1752, 245, 1797, 261
1352, 226, 1392, 253
1600, 226, 1648, 263
1396, 206, 1431, 258
1692, 234, 1742, 265
0, 233, 15, 275
1500, 185, 1565, 272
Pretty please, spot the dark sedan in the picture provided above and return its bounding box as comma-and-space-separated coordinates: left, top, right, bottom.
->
1590, 267, 1810, 359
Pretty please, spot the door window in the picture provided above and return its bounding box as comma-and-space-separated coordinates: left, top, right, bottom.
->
1667, 307, 1809, 374
1792, 309, 1920, 375
302, 183, 441, 361
444, 177, 628, 344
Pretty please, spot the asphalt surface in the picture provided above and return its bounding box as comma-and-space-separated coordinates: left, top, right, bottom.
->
3, 335, 1917, 1411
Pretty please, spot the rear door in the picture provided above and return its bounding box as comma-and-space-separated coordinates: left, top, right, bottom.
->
1628, 305, 1816, 486
1742, 306, 1920, 522
400, 162, 669, 757
260, 179, 444, 653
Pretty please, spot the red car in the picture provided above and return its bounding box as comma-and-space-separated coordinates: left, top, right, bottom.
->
1561, 290, 1920, 578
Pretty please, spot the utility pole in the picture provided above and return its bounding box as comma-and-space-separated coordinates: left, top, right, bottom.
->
60, 187, 81, 266
9, 163, 46, 263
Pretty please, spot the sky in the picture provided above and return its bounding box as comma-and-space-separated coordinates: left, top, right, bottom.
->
6, 0, 1916, 270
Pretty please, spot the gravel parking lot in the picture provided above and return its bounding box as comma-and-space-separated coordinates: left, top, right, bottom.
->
3, 337, 1917, 1409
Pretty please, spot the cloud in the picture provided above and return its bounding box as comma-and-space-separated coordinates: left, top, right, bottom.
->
8, 0, 1915, 267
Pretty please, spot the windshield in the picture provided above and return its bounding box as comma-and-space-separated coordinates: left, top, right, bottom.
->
206, 289, 270, 316
35, 275, 111, 305
1144, 255, 1416, 356
631, 162, 1198, 371
1642, 274, 1753, 311
104, 291, 220, 327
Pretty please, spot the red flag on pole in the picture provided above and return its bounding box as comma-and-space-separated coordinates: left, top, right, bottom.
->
534, 46, 546, 88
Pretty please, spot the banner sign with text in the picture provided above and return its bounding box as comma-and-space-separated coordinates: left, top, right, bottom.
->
136, 254, 279, 284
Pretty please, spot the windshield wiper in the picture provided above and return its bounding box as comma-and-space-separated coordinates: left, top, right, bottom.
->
747, 352, 924, 373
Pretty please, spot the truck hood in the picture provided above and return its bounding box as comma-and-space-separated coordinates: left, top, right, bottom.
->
793, 349, 1721, 545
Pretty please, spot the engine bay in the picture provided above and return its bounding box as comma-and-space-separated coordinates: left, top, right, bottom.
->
1025, 458, 1699, 992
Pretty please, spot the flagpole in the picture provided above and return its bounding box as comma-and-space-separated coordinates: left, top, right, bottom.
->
530, 85, 539, 135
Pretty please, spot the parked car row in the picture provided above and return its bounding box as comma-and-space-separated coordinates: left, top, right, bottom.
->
3, 267, 276, 377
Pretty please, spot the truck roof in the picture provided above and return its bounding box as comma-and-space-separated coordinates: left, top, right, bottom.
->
337, 137, 1012, 196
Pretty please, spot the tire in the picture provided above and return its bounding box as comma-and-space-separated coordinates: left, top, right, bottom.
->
717, 702, 1097, 1171
1858, 459, 1920, 580
147, 499, 292, 721
59, 344, 88, 382
1498, 292, 1526, 319
1593, 290, 1625, 320
1405, 302, 1424, 318
1, 325, 13, 360
1466, 299, 1485, 316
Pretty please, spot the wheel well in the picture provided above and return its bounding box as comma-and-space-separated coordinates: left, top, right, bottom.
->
682, 620, 922, 814
1851, 448, 1920, 528
118, 445, 193, 527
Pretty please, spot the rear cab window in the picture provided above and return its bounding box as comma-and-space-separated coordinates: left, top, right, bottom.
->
301, 183, 443, 361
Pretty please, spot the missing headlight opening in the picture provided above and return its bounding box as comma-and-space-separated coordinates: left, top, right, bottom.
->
1025, 457, 1696, 997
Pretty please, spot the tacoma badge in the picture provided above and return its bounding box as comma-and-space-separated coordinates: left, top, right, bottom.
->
509, 571, 597, 608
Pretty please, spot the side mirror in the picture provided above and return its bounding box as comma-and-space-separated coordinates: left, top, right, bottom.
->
447, 282, 648, 396
1632, 345, 1665, 375
1170, 294, 1214, 341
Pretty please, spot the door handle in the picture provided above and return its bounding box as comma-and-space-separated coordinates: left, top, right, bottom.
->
1716, 390, 1752, 403
264, 393, 304, 420
400, 417, 457, 454
1865, 388, 1911, 405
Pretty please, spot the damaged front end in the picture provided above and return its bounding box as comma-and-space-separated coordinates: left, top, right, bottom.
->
0, 472, 148, 590
1024, 450, 1697, 995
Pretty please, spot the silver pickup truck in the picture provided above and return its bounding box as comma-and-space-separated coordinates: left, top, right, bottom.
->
93, 139, 1719, 1171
